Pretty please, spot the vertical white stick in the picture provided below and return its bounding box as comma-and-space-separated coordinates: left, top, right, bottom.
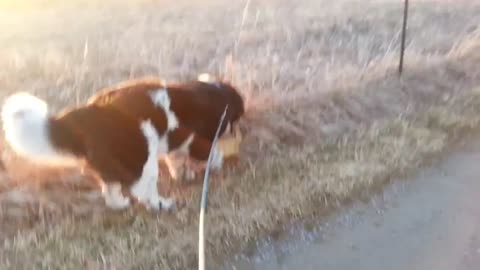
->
199, 105, 229, 270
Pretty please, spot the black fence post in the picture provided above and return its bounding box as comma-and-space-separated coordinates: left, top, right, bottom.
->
399, 0, 409, 75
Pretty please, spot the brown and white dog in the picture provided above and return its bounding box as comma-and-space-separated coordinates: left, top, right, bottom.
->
1, 74, 244, 211
87, 74, 245, 180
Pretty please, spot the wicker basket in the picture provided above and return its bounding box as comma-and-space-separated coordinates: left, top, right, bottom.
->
216, 125, 242, 158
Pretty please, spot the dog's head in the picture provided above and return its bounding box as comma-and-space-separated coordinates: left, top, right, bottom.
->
196, 73, 245, 127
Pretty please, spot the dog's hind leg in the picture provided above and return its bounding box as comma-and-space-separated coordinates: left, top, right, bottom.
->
102, 182, 131, 209
81, 162, 132, 210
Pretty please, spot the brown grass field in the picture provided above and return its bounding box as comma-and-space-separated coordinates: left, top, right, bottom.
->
1, 0, 480, 269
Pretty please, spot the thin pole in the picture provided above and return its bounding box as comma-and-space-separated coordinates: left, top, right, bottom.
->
199, 105, 229, 270
399, 0, 409, 75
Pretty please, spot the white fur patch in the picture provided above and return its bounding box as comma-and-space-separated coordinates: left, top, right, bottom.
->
149, 89, 178, 131
102, 182, 130, 210
197, 73, 214, 83
130, 120, 175, 210
1, 92, 78, 166
197, 73, 221, 88
210, 145, 224, 169
157, 131, 169, 157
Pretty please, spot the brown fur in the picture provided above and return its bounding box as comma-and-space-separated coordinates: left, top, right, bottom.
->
3, 76, 245, 209
88, 77, 245, 161
88, 77, 245, 141
49, 102, 154, 188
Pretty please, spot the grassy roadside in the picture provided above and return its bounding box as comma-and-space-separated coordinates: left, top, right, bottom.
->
2, 41, 480, 270
206, 42, 480, 268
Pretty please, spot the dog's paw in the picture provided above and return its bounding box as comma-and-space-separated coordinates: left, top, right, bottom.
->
103, 183, 131, 210
105, 196, 131, 210
159, 197, 176, 211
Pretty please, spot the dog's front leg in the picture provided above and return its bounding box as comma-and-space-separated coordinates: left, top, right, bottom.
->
161, 155, 180, 180
167, 126, 225, 177
130, 120, 176, 211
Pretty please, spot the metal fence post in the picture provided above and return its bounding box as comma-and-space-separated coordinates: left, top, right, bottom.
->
399, 0, 409, 75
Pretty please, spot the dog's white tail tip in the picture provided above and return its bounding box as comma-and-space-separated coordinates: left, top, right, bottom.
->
1, 92, 48, 122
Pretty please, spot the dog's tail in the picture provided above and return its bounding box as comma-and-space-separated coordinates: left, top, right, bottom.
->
1, 92, 77, 166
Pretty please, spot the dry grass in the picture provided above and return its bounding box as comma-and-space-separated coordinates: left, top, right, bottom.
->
1, 0, 480, 269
